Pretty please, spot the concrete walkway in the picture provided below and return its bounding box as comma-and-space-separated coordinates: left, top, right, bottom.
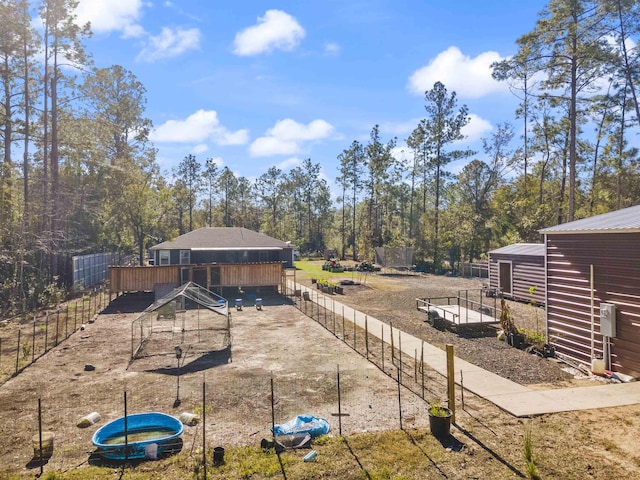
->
291, 282, 640, 417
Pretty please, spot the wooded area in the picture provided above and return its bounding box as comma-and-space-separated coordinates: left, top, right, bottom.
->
1, 0, 639, 315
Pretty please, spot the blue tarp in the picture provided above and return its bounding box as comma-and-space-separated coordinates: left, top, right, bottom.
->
272, 414, 330, 438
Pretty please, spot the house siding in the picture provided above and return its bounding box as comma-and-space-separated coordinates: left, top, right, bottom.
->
545, 232, 640, 377
488, 253, 545, 305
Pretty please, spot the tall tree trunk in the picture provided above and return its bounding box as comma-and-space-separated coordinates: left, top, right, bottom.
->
22, 26, 30, 220
567, 7, 578, 222
616, 0, 640, 129
51, 72, 60, 277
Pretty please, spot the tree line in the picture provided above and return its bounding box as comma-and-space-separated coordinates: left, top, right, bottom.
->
0, 0, 639, 314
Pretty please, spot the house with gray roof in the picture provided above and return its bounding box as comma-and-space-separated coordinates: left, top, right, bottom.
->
110, 228, 294, 296
540, 204, 640, 378
149, 227, 293, 268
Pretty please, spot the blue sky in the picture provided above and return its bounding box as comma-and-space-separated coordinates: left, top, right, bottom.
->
74, 0, 549, 190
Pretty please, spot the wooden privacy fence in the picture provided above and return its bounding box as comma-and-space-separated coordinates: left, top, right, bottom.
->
109, 263, 287, 294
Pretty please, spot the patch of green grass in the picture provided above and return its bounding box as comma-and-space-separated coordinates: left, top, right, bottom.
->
4, 430, 462, 480
295, 260, 366, 283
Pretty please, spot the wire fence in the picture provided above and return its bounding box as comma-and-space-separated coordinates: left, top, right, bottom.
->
26, 364, 438, 477
290, 289, 449, 405
4, 281, 455, 477
0, 285, 110, 386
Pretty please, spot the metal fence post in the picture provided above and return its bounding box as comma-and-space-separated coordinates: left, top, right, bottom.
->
397, 367, 402, 430
32, 317, 36, 363
362, 314, 369, 359
381, 325, 385, 372
54, 310, 60, 346
44, 313, 49, 353
202, 380, 207, 478
421, 341, 425, 399
337, 365, 342, 436
15, 330, 21, 373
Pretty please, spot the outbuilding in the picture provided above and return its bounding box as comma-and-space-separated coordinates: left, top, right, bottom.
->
487, 243, 545, 306
540, 205, 640, 378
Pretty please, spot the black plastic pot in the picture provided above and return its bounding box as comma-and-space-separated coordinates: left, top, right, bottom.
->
428, 408, 452, 438
508, 332, 524, 349
213, 446, 225, 466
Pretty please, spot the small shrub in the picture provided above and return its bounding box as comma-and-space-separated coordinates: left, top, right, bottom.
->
524, 425, 541, 480
428, 401, 450, 417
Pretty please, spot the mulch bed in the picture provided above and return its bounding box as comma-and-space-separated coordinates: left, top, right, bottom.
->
303, 272, 574, 386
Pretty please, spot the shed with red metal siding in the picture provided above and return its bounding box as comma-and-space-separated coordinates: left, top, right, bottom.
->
541, 205, 640, 378
488, 243, 545, 305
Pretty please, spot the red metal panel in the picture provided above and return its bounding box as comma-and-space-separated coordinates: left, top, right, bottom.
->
546, 232, 640, 377
489, 253, 545, 304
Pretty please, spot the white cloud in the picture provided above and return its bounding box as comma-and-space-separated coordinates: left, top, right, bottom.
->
76, 0, 145, 38
193, 144, 209, 154
150, 109, 249, 146
250, 118, 334, 157
250, 137, 299, 156
324, 42, 341, 56
460, 114, 493, 143
408, 46, 508, 98
380, 118, 422, 137
137, 27, 201, 62
233, 10, 305, 56
276, 157, 301, 170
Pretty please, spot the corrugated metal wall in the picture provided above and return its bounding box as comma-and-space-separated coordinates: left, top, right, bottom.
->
546, 232, 640, 377
488, 254, 545, 305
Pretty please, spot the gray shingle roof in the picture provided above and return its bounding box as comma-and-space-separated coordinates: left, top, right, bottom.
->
149, 227, 290, 250
489, 243, 545, 256
539, 204, 640, 234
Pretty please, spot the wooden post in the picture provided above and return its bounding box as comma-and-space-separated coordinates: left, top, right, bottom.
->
446, 344, 455, 423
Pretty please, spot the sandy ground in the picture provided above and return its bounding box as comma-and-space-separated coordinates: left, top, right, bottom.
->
1, 270, 640, 479
0, 292, 430, 477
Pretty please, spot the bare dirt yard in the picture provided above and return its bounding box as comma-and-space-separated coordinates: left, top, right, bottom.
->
0, 268, 639, 479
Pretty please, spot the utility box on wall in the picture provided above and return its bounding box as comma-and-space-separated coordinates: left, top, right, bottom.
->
600, 303, 616, 337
